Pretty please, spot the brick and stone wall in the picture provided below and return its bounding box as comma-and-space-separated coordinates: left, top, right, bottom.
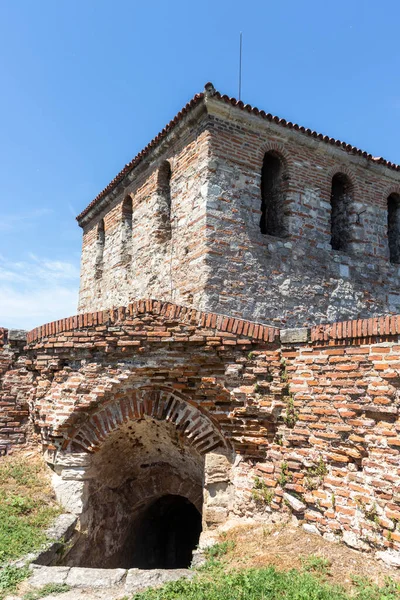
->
76, 85, 400, 328
77, 100, 210, 315
6, 299, 396, 563
0, 328, 31, 454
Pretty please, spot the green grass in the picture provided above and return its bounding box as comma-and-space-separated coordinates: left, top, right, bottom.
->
23, 583, 71, 599
0, 565, 29, 600
0, 455, 61, 565
301, 554, 331, 576
131, 565, 400, 600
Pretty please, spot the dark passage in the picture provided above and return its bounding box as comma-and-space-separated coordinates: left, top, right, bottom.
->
130, 495, 202, 569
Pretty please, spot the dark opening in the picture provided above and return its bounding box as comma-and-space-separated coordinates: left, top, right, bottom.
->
121, 195, 133, 262
330, 173, 352, 252
260, 151, 286, 237
156, 161, 172, 241
388, 193, 400, 264
130, 495, 202, 569
95, 218, 105, 277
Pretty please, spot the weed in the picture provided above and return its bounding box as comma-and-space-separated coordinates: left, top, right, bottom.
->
23, 583, 71, 600
253, 383, 261, 393
278, 461, 292, 488
280, 358, 288, 383
283, 394, 298, 428
247, 351, 255, 360
251, 477, 274, 505
204, 541, 235, 560
308, 456, 328, 478
0, 565, 29, 600
301, 554, 331, 576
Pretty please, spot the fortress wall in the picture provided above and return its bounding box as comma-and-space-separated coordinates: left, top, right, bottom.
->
204, 98, 400, 326
0, 329, 31, 454
13, 300, 400, 557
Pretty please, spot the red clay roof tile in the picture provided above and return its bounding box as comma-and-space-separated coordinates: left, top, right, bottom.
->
76, 83, 400, 223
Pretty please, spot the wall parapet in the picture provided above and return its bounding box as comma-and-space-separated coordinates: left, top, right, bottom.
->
26, 299, 280, 346
310, 315, 400, 344
26, 301, 400, 348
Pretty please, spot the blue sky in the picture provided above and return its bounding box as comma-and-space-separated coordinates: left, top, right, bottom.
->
1, 0, 400, 329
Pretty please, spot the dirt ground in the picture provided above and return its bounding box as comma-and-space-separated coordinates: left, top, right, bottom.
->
220, 521, 400, 590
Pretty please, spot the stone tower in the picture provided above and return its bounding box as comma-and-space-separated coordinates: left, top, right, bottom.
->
77, 83, 400, 327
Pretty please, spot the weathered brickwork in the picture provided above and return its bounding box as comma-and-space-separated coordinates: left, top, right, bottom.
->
77, 84, 400, 327
3, 84, 400, 567
78, 101, 210, 315
0, 329, 31, 454
3, 300, 394, 563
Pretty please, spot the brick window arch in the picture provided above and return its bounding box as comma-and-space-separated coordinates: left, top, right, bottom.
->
330, 173, 353, 252
95, 218, 105, 278
156, 160, 172, 241
387, 193, 400, 264
260, 151, 286, 237
121, 195, 133, 263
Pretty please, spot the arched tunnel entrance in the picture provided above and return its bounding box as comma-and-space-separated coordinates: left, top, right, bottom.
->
58, 392, 228, 569
128, 495, 202, 569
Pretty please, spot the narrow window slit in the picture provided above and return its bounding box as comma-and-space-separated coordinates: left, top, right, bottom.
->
260, 152, 286, 237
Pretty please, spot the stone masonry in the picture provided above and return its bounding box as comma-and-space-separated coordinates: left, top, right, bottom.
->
2, 85, 400, 567
6, 299, 400, 564
77, 84, 400, 327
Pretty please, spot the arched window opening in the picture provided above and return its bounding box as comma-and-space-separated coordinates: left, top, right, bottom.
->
260, 152, 286, 237
121, 195, 133, 263
388, 193, 400, 264
156, 161, 172, 241
95, 219, 105, 278
330, 173, 353, 252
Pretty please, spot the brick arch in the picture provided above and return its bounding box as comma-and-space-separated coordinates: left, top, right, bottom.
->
256, 142, 293, 173
325, 164, 359, 203
382, 184, 400, 205
126, 473, 203, 513
64, 387, 229, 455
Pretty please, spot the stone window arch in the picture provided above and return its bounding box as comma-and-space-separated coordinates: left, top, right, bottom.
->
260, 151, 287, 237
330, 173, 353, 252
387, 193, 400, 264
95, 218, 105, 278
121, 195, 133, 263
156, 160, 172, 241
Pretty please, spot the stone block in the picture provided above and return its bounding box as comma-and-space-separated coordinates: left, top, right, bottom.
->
66, 567, 126, 588
280, 328, 309, 344
125, 568, 193, 593
29, 566, 70, 588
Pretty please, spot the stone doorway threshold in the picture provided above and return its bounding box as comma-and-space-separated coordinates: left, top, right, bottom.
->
28, 565, 194, 595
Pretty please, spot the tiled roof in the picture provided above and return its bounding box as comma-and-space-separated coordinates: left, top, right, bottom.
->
76, 82, 400, 223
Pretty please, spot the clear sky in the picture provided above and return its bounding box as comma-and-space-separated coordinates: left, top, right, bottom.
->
1, 0, 399, 329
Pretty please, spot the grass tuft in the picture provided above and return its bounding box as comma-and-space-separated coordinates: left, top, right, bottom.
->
0, 454, 61, 565
130, 565, 400, 600
23, 583, 71, 599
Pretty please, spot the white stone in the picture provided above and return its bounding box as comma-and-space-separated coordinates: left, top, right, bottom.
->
280, 328, 309, 344
283, 492, 306, 512
343, 530, 369, 551
125, 568, 193, 593
302, 523, 321, 536
339, 264, 349, 278
66, 567, 126, 588
28, 566, 70, 588
52, 473, 86, 514
376, 550, 400, 568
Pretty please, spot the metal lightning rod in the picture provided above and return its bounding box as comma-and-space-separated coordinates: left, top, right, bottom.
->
239, 32, 242, 101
